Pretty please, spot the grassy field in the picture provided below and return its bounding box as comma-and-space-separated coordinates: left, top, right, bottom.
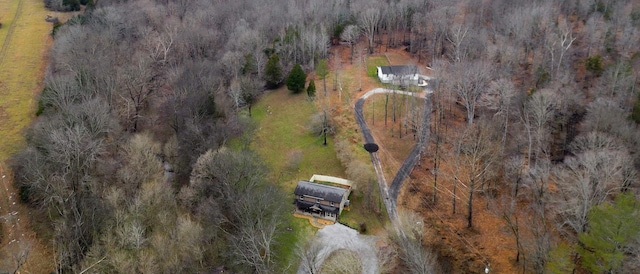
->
0, 0, 52, 160
0, 0, 57, 273
250, 87, 346, 272
251, 87, 346, 191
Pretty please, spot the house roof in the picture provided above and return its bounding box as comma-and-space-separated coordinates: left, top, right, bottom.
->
294, 181, 347, 203
379, 65, 418, 76
295, 200, 340, 214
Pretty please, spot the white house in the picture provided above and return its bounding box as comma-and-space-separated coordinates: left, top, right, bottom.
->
377, 65, 419, 85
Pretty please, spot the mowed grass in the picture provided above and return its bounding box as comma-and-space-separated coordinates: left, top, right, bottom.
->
0, 0, 20, 49
366, 55, 389, 77
252, 87, 346, 192
251, 87, 346, 272
0, 0, 52, 161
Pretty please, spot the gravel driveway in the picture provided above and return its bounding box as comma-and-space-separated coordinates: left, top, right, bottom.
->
297, 223, 378, 274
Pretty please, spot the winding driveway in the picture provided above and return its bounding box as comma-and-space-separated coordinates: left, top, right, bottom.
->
354, 87, 432, 222
297, 86, 433, 274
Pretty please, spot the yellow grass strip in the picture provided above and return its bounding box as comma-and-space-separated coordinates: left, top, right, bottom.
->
0, 0, 55, 273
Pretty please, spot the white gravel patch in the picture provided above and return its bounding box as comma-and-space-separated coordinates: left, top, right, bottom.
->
297, 223, 379, 274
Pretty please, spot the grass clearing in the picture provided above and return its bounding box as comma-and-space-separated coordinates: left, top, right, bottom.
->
251, 87, 346, 272
366, 55, 389, 77
0, 0, 52, 161
252, 87, 346, 191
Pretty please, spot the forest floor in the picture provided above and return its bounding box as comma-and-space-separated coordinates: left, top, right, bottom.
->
330, 39, 519, 273
0, 1, 76, 273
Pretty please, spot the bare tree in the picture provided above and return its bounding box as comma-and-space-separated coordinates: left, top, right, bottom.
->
523, 159, 552, 273
484, 78, 516, 153
117, 133, 163, 191
518, 89, 557, 165
341, 25, 360, 64
296, 238, 323, 274
554, 132, 636, 237
448, 60, 492, 125
447, 22, 469, 62
358, 7, 381, 54
85, 180, 205, 273
118, 55, 162, 132
389, 211, 441, 274
545, 18, 577, 79
453, 121, 498, 228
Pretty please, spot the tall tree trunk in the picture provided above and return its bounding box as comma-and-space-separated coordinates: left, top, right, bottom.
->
385, 93, 389, 126
467, 179, 474, 228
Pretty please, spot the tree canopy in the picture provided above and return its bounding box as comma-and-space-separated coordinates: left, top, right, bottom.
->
578, 193, 640, 273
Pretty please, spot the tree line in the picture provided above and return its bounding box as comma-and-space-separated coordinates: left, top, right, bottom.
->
9, 0, 640, 272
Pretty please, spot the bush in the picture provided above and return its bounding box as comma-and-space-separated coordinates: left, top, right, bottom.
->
307, 111, 334, 136
585, 55, 604, 76
307, 79, 316, 99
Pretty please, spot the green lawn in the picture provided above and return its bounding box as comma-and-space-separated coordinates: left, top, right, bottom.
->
250, 87, 346, 272
366, 56, 389, 77
251, 87, 346, 191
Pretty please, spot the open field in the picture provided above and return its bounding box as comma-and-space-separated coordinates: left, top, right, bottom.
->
251, 87, 346, 272
0, 0, 56, 273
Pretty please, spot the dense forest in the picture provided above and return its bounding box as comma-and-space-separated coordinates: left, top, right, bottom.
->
7, 0, 640, 273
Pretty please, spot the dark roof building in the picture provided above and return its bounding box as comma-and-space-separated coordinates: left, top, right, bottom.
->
293, 180, 351, 223
294, 181, 347, 203
378, 65, 418, 76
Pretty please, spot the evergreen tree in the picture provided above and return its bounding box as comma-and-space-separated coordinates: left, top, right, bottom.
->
264, 54, 283, 89
307, 79, 316, 99
578, 193, 640, 273
286, 63, 307, 94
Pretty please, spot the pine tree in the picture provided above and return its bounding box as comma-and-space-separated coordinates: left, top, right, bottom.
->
264, 54, 283, 89
307, 79, 316, 99
286, 63, 307, 94
578, 193, 640, 273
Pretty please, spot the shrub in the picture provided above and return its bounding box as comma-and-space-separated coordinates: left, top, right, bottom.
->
585, 55, 604, 76
307, 79, 316, 99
